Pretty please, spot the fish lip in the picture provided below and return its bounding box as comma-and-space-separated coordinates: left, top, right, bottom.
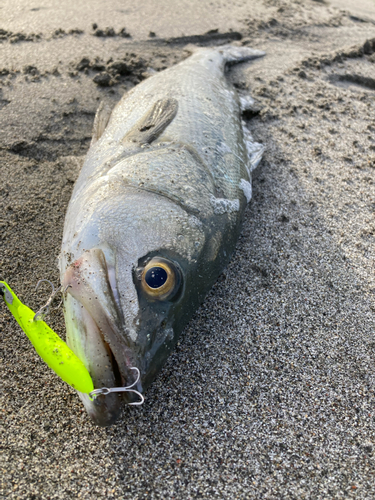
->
80, 392, 122, 427
88, 310, 124, 386
65, 294, 140, 427
63, 249, 136, 369
70, 289, 138, 390
62, 249, 143, 424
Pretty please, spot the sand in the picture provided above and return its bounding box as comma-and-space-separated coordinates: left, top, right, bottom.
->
1, 0, 375, 498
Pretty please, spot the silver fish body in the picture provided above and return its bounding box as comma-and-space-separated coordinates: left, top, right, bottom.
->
59, 45, 264, 426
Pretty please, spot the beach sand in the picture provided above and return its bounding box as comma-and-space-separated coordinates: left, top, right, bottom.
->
1, 0, 375, 497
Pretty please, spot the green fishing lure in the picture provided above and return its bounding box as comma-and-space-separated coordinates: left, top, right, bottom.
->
0, 281, 94, 394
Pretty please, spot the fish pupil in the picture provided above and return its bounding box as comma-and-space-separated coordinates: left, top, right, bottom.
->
145, 267, 168, 289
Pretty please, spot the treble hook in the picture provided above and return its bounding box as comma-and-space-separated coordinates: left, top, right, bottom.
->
89, 367, 144, 405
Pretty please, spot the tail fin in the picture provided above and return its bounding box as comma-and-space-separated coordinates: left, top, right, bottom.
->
218, 45, 265, 65
184, 44, 265, 66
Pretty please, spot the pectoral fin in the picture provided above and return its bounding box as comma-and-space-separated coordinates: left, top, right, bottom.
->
123, 98, 178, 145
91, 102, 113, 145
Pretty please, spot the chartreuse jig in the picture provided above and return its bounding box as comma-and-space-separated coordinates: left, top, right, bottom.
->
0, 281, 144, 404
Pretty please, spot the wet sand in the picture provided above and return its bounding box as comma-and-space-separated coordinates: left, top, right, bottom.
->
1, 0, 375, 498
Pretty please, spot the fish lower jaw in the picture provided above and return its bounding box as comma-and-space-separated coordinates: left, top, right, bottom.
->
79, 305, 140, 394
78, 391, 123, 427
62, 249, 141, 398
80, 336, 142, 427
64, 297, 139, 426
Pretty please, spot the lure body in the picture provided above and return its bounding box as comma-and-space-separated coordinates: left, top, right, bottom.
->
0, 281, 94, 394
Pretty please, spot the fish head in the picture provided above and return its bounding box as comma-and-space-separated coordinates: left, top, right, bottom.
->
59, 186, 209, 426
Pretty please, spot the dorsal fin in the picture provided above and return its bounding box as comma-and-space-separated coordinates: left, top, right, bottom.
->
123, 98, 178, 145
91, 102, 113, 145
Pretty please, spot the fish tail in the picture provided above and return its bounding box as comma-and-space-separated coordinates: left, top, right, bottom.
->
217, 45, 266, 65
183, 44, 265, 71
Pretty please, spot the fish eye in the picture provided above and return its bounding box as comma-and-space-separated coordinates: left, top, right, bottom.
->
141, 258, 180, 300
145, 266, 168, 288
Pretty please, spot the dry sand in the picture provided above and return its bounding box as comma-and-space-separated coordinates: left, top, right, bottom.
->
1, 0, 375, 498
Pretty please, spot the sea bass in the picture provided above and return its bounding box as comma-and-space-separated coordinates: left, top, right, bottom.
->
59, 45, 264, 426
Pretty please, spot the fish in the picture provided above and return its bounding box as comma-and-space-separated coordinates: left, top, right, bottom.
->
59, 45, 265, 426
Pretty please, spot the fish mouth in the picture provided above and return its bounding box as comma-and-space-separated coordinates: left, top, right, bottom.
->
62, 248, 141, 426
